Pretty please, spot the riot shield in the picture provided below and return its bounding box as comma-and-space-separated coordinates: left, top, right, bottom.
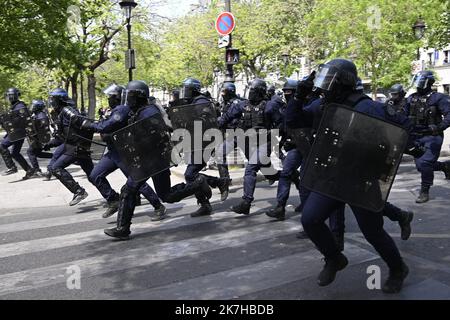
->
32, 118, 52, 144
300, 103, 408, 212
0, 108, 34, 142
111, 114, 174, 182
168, 102, 219, 154
63, 123, 95, 160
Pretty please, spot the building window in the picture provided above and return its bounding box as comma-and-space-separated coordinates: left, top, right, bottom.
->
444, 85, 450, 95
444, 51, 449, 64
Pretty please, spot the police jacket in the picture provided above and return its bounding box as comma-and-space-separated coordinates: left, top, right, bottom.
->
405, 91, 450, 134
218, 98, 282, 130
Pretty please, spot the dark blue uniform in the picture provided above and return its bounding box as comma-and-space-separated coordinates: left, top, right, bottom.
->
295, 97, 410, 270
183, 95, 228, 195
88, 105, 161, 207
26, 111, 53, 172
405, 92, 450, 188
0, 101, 32, 172
49, 107, 97, 196
219, 98, 282, 202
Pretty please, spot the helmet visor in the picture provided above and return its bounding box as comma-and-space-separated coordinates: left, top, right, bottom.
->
179, 86, 194, 101
103, 84, 121, 97
122, 89, 146, 108
411, 74, 430, 89
313, 64, 338, 92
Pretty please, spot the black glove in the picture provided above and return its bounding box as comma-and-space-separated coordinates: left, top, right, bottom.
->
81, 119, 94, 131
42, 143, 51, 151
405, 143, 426, 158
295, 71, 316, 100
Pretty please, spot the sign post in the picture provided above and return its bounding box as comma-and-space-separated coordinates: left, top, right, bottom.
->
215, 5, 236, 83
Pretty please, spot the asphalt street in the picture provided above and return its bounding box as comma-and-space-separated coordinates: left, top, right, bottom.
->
0, 148, 449, 300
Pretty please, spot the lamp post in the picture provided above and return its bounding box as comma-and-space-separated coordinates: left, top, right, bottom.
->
119, 0, 138, 81
412, 18, 426, 61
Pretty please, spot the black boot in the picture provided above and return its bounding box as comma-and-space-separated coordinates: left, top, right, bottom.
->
415, 187, 429, 204
317, 253, 348, 286
151, 204, 168, 221
104, 186, 135, 240
332, 232, 345, 252
135, 194, 142, 206
22, 168, 37, 180
191, 201, 212, 217
0, 146, 17, 173
231, 199, 251, 215
399, 210, 414, 241
267, 171, 280, 186
2, 167, 18, 175
217, 177, 231, 201
69, 189, 89, 206
266, 204, 286, 221
382, 262, 409, 293
102, 200, 119, 218
442, 161, 450, 180
295, 204, 303, 213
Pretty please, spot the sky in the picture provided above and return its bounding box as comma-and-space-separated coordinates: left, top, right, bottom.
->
145, 0, 201, 19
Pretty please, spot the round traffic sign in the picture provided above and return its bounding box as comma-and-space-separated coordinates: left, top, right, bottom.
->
215, 12, 235, 36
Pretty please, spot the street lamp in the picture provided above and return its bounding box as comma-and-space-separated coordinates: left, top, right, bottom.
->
119, 0, 138, 81
413, 18, 426, 60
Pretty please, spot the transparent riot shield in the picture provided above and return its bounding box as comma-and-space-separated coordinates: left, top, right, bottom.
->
0, 108, 34, 142
300, 103, 408, 212
111, 114, 174, 182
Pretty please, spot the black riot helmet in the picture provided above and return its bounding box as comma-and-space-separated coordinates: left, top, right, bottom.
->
314, 59, 358, 92
180, 78, 202, 102
5, 88, 21, 105
282, 79, 298, 103
313, 58, 358, 103
389, 84, 406, 103
248, 78, 267, 104
103, 83, 125, 109
123, 80, 149, 111
221, 82, 237, 102
267, 85, 276, 99
31, 100, 46, 114
411, 70, 435, 94
48, 88, 70, 113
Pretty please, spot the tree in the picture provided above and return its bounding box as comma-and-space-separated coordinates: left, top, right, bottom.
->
302, 0, 444, 95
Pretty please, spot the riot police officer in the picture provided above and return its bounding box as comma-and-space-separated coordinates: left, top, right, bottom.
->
214, 82, 242, 185
266, 79, 303, 220
405, 71, 450, 203
47, 88, 96, 206
289, 59, 411, 293
26, 100, 53, 175
103, 80, 213, 240
386, 84, 407, 115
180, 78, 231, 217
0, 88, 35, 179
219, 78, 282, 215
82, 84, 166, 220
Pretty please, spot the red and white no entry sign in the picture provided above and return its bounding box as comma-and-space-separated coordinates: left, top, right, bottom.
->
215, 12, 236, 36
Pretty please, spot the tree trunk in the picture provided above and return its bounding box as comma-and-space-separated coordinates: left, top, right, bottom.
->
80, 72, 85, 114
70, 72, 79, 108
87, 73, 96, 120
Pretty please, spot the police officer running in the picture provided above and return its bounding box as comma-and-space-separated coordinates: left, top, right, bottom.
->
0, 88, 35, 179
405, 71, 450, 203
